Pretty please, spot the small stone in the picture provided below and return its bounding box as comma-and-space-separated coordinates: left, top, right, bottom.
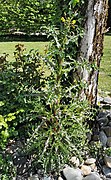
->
28, 175, 39, 180
85, 158, 96, 165
102, 126, 111, 137
63, 166, 83, 180
16, 175, 26, 180
108, 122, 111, 126
70, 156, 80, 167
90, 163, 97, 171
83, 172, 102, 180
104, 156, 111, 168
104, 97, 111, 104
97, 117, 109, 127
99, 131, 108, 147
58, 176, 63, 180
107, 137, 111, 147
107, 112, 111, 121
81, 165, 91, 176
97, 111, 107, 119
43, 176, 51, 180
103, 165, 111, 178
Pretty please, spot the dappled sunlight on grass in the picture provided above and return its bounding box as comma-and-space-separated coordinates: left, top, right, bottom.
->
98, 34, 111, 94
0, 41, 49, 61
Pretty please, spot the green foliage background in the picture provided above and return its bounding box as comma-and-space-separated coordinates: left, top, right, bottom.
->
0, 0, 56, 34
0, 0, 87, 35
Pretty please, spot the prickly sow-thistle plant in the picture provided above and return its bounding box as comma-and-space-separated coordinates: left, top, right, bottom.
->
25, 12, 92, 173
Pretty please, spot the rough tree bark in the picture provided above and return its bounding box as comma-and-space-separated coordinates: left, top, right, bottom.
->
80, 0, 108, 105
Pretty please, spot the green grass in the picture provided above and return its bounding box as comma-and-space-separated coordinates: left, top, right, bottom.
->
0, 41, 49, 61
0, 37, 111, 94
98, 34, 111, 94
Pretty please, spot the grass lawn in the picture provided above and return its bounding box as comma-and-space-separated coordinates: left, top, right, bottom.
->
98, 34, 111, 94
0, 41, 49, 61
0, 36, 111, 94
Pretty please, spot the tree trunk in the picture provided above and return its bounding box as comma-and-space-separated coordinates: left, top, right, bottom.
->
80, 0, 108, 105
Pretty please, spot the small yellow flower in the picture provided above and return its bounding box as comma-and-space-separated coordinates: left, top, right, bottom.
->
61, 17, 65, 23
97, 101, 101, 106
72, 20, 76, 25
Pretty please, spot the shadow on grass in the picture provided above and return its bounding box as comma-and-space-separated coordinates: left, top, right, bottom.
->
0, 34, 51, 42
105, 30, 111, 36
